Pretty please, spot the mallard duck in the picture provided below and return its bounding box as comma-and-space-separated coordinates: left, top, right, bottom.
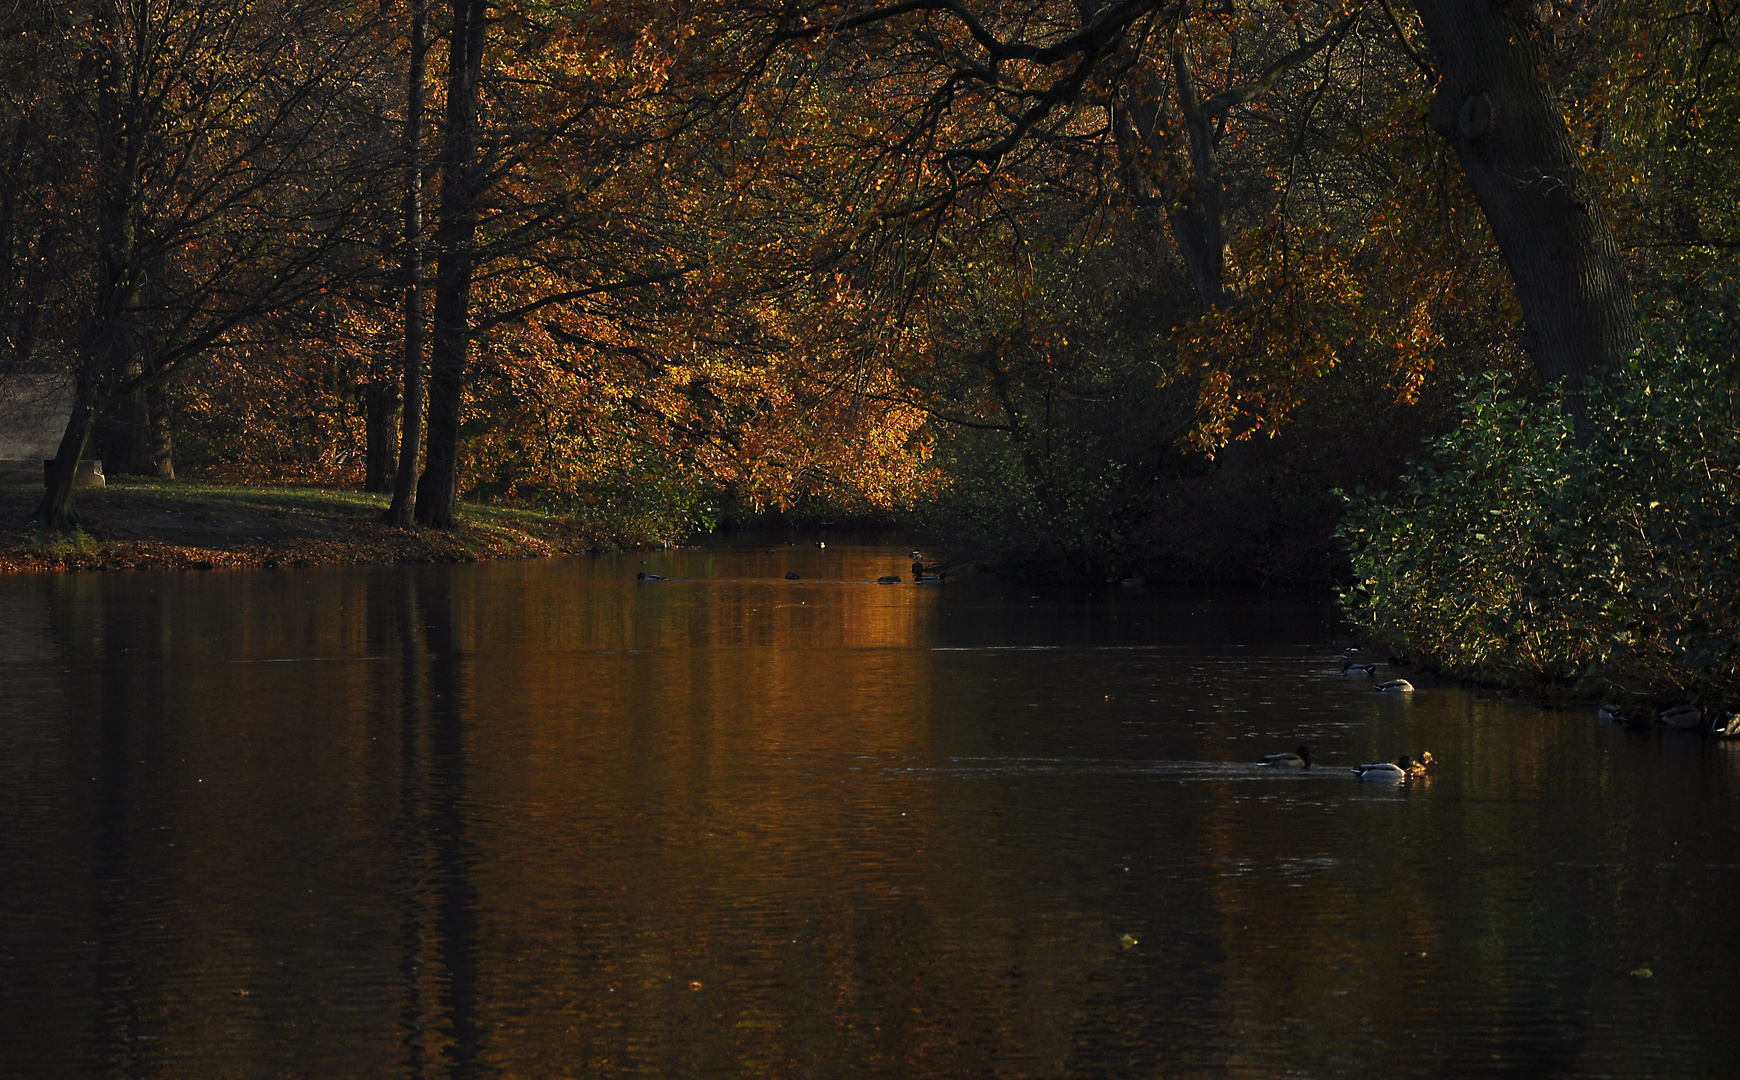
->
910, 550, 923, 560
1353, 755, 1413, 780
876, 574, 901, 584
1659, 704, 1703, 730
785, 571, 800, 580
1375, 679, 1414, 693
1259, 745, 1311, 768
1341, 661, 1377, 676
1407, 751, 1435, 776
1597, 703, 1623, 724
636, 572, 666, 581
1713, 711, 1740, 738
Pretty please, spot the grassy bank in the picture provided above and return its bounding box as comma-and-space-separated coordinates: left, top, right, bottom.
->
0, 479, 621, 573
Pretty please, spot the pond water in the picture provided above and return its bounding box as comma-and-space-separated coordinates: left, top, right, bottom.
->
1, 544, 1737, 1078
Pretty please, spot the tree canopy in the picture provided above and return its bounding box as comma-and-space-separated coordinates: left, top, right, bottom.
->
1, 0, 1732, 566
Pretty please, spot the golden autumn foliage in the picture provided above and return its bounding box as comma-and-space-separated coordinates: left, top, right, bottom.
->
5, 0, 1729, 565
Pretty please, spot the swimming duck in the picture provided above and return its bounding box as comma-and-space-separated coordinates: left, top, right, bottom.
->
1713, 712, 1740, 738
1375, 679, 1414, 693
1407, 751, 1435, 776
910, 550, 922, 560
1352, 755, 1413, 780
876, 574, 901, 584
815, 540, 826, 548
1659, 704, 1703, 730
1259, 745, 1311, 768
1341, 661, 1377, 676
785, 571, 800, 580
1597, 703, 1623, 724
636, 572, 666, 581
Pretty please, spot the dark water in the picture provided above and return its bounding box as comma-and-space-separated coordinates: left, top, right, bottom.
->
1, 545, 1737, 1078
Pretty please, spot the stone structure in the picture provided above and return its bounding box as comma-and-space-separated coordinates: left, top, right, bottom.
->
0, 373, 101, 487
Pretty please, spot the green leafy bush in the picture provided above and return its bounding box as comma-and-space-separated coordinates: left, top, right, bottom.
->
1339, 291, 1740, 701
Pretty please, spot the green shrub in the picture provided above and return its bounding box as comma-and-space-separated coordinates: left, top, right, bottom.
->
1339, 290, 1740, 701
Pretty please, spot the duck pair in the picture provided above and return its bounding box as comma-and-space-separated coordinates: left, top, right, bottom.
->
1338, 663, 1414, 693
1257, 746, 1435, 778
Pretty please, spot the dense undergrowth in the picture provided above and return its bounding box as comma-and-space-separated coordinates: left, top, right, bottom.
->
1338, 287, 1740, 704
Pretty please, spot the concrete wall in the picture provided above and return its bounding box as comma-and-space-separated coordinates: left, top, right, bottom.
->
0, 373, 72, 460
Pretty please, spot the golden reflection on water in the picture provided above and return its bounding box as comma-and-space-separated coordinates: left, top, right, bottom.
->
2, 551, 1739, 1077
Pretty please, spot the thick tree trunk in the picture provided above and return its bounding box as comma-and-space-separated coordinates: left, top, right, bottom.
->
1413, 1, 1637, 392
387, 0, 428, 526
96, 374, 154, 474
36, 375, 99, 529
414, 0, 486, 529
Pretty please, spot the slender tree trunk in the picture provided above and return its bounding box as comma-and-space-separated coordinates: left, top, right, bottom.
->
1115, 56, 1227, 313
14, 225, 57, 367
1167, 51, 1227, 312
1413, 1, 1637, 393
364, 375, 398, 491
147, 377, 173, 479
387, 0, 428, 526
414, 0, 486, 528
39, 4, 137, 529
0, 119, 27, 315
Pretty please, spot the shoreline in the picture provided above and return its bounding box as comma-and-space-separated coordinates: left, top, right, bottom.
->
0, 480, 621, 573
1356, 640, 1740, 737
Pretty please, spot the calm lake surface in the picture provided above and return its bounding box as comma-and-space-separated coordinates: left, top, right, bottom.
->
2, 544, 1737, 1078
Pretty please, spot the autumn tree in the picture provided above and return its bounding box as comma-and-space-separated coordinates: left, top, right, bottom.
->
19, 0, 394, 528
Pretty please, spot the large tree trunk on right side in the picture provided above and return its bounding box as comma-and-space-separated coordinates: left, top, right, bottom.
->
414, 0, 486, 529
1413, 2, 1638, 394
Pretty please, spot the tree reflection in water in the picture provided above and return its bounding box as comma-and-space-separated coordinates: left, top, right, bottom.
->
0, 551, 1738, 1077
